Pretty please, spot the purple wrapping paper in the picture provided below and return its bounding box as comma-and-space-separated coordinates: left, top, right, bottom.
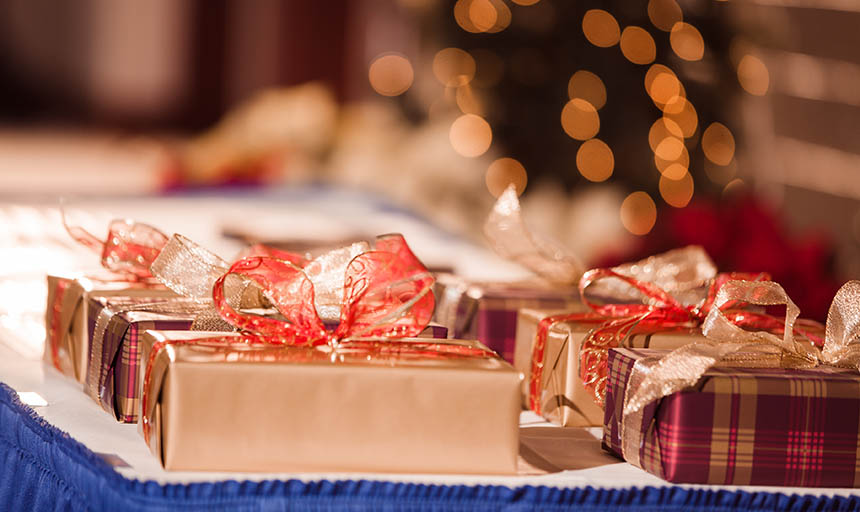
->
434, 274, 581, 362
604, 347, 860, 487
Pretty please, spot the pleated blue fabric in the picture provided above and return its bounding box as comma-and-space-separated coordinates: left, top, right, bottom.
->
1, 382, 858, 511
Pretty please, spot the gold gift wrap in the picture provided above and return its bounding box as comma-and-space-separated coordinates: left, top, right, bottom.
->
44, 274, 172, 382
514, 308, 699, 427
139, 331, 522, 474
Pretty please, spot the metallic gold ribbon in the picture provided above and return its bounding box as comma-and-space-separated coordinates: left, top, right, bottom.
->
619, 279, 860, 469
483, 184, 583, 286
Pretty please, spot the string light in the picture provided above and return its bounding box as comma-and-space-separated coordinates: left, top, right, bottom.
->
659, 170, 694, 207
576, 138, 614, 182
620, 192, 657, 235
582, 9, 621, 48
648, 118, 684, 151
738, 54, 770, 95
468, 0, 498, 32
654, 142, 689, 175
662, 96, 698, 137
702, 122, 736, 166
561, 99, 600, 140
647, 0, 682, 32
368, 54, 414, 97
670, 22, 705, 61
620, 26, 656, 65
568, 70, 607, 110
433, 48, 476, 87
486, 158, 528, 197
645, 65, 684, 109
449, 114, 492, 157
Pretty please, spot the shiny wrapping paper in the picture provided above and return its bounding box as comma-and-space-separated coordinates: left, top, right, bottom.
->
514, 309, 699, 427
44, 274, 170, 382
139, 330, 521, 474
604, 347, 860, 487
434, 274, 582, 363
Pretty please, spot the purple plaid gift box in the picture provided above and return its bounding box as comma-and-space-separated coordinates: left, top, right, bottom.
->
604, 347, 860, 487
434, 274, 581, 363
85, 296, 199, 423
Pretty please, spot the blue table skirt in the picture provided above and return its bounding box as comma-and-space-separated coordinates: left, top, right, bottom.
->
0, 383, 857, 511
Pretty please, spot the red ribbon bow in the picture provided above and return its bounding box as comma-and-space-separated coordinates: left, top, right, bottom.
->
63, 214, 168, 280
528, 268, 825, 415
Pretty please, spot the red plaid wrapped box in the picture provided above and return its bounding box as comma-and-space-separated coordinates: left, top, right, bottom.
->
603, 347, 860, 487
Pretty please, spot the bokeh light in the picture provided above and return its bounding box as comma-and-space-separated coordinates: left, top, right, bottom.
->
654, 142, 689, 175
646, 70, 684, 109
561, 99, 600, 140
568, 70, 607, 110
662, 97, 698, 137
661, 162, 689, 180
368, 54, 414, 97
511, 0, 540, 5
468, 0, 498, 32
456, 84, 485, 115
450, 114, 492, 157
433, 48, 476, 87
620, 27, 656, 65
620, 191, 657, 235
576, 138, 614, 182
582, 10, 621, 48
648, 118, 684, 151
702, 122, 736, 166
659, 170, 694, 207
670, 22, 705, 61
738, 55, 770, 96
654, 136, 685, 161
647, 0, 682, 32
486, 157, 527, 197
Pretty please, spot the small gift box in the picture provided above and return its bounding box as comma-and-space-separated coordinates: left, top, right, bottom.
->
139, 331, 520, 474
137, 233, 520, 474
44, 217, 169, 381
603, 279, 848, 487
514, 308, 697, 426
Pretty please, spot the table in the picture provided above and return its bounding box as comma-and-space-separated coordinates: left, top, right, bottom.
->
1, 188, 858, 510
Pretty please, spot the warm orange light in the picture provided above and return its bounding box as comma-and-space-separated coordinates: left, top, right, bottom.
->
659, 170, 694, 208
650, 73, 682, 106
450, 114, 492, 157
486, 158, 527, 197
456, 84, 484, 115
568, 70, 607, 110
648, 118, 684, 152
670, 22, 705, 61
738, 55, 769, 96
454, 0, 480, 33
654, 136, 685, 161
661, 162, 688, 180
433, 48, 476, 87
368, 54, 414, 97
702, 122, 736, 166
511, 0, 540, 5
486, 0, 512, 33
582, 9, 621, 48
561, 99, 600, 140
654, 142, 689, 175
647, 0, 682, 32
662, 97, 697, 137
620, 26, 656, 65
469, 0, 497, 32
620, 192, 657, 235
576, 138, 614, 182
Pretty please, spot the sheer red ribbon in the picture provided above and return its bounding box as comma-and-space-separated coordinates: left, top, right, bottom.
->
141, 234, 493, 442
62, 215, 168, 280
528, 268, 825, 415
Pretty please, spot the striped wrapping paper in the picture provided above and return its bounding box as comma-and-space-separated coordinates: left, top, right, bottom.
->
603, 347, 860, 487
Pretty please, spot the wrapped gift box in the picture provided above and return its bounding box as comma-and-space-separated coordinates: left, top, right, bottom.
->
139, 330, 521, 474
434, 274, 582, 363
514, 309, 699, 426
44, 274, 171, 382
604, 347, 860, 487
